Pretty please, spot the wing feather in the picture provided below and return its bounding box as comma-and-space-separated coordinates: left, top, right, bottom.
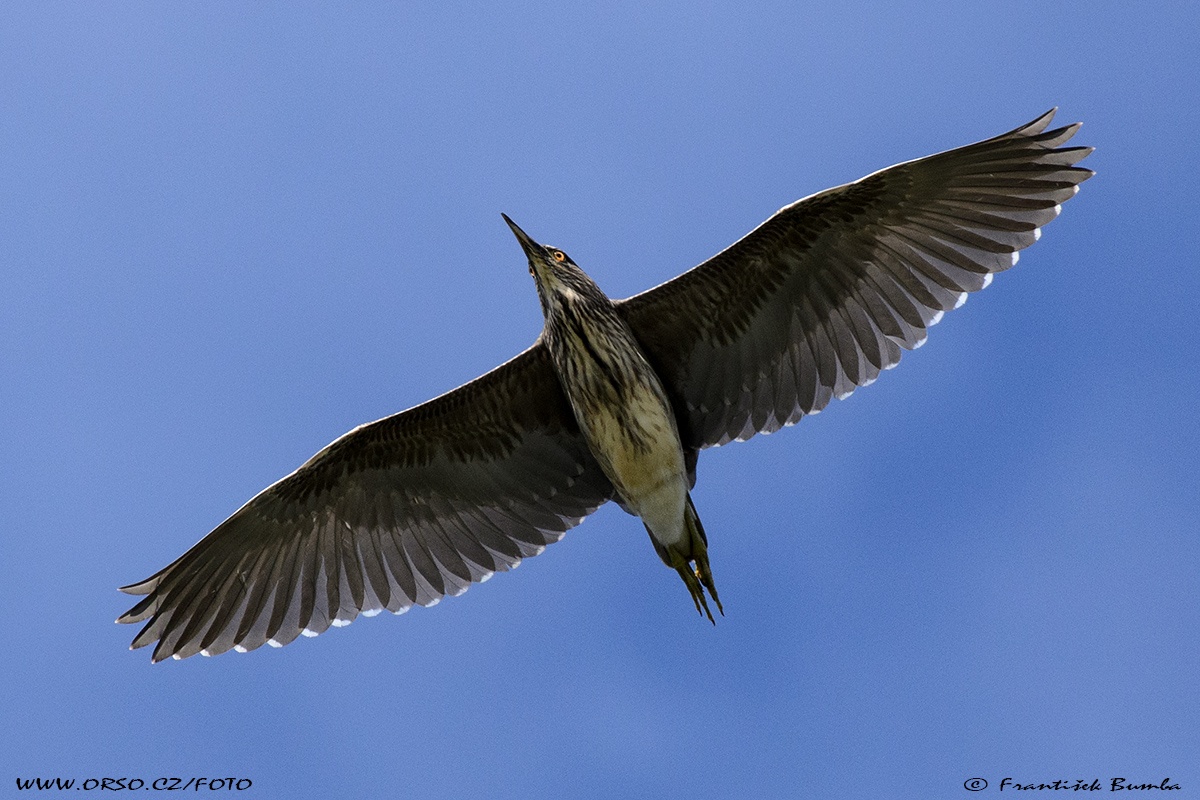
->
621, 110, 1092, 449
118, 343, 613, 661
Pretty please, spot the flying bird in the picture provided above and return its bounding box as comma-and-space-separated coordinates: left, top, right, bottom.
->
119, 109, 1092, 662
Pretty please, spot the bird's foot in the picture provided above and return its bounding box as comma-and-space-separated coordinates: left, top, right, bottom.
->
670, 545, 723, 624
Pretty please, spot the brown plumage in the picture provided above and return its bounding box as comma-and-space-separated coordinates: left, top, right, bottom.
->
119, 109, 1092, 661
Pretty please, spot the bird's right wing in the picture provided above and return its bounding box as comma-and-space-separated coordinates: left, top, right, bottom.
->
619, 109, 1093, 449
118, 342, 613, 662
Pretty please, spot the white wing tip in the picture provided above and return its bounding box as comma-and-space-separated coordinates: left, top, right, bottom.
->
301, 628, 320, 638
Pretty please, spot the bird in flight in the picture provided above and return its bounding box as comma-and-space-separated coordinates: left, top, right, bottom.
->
119, 109, 1092, 662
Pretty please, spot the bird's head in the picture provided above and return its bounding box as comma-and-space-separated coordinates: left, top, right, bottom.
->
502, 214, 602, 318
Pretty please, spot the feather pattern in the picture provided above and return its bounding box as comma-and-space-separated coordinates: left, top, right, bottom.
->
118, 344, 613, 661
619, 109, 1093, 448
119, 110, 1091, 660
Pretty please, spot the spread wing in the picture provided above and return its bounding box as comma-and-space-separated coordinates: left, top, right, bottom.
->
118, 343, 613, 662
619, 109, 1093, 449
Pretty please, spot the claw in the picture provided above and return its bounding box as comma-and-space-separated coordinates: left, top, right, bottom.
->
648, 492, 724, 623
666, 504, 723, 623
673, 559, 716, 623
693, 548, 723, 618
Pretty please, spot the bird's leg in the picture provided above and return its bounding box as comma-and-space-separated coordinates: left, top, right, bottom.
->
684, 493, 722, 621
670, 554, 723, 624
671, 553, 715, 623
692, 544, 723, 619
658, 493, 723, 623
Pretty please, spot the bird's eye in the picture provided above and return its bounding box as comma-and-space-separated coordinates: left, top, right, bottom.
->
552, 250, 566, 262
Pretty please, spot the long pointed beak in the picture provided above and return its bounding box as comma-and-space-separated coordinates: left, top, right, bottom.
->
502, 213, 540, 259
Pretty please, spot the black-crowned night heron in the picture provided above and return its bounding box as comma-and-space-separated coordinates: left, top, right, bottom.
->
119, 110, 1092, 661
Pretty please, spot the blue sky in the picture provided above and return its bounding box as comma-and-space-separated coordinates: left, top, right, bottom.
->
3, 2, 1197, 797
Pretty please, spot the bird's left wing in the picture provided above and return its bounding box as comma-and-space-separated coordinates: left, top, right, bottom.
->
618, 109, 1093, 449
118, 342, 613, 662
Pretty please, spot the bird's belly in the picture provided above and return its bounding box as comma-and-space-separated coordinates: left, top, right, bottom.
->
577, 383, 688, 544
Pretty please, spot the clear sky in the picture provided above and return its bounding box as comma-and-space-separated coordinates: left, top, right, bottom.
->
3, 3, 1197, 798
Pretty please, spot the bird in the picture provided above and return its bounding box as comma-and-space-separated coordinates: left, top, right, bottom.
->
118, 109, 1092, 662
